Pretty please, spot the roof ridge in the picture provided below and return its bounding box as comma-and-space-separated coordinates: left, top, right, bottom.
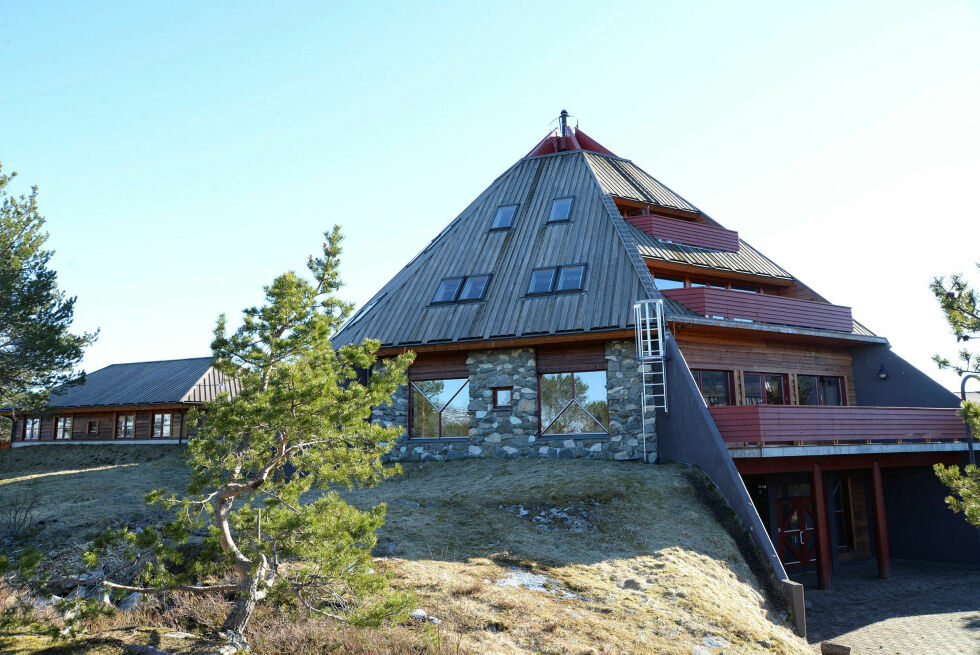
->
102, 356, 213, 368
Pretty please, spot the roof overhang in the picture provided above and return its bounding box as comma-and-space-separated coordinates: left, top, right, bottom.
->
375, 328, 634, 356
668, 315, 888, 346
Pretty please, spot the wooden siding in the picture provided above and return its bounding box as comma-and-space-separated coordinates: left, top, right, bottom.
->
664, 287, 853, 333
10, 405, 189, 442
675, 332, 857, 406
625, 214, 739, 252
408, 352, 469, 380
183, 366, 242, 402
536, 343, 607, 373
710, 405, 967, 444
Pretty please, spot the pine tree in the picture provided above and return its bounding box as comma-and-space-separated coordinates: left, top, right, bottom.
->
0, 162, 96, 414
930, 264, 980, 526
81, 228, 414, 646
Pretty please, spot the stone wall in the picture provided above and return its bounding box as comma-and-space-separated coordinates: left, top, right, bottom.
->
378, 339, 654, 463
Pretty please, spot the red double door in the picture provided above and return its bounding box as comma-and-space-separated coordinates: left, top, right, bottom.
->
777, 495, 817, 570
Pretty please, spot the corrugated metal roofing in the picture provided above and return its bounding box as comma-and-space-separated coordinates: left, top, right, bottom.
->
332, 152, 646, 348
47, 357, 217, 408
584, 153, 700, 213
628, 223, 794, 280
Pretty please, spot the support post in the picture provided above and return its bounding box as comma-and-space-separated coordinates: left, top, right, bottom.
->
871, 460, 892, 579
811, 463, 832, 589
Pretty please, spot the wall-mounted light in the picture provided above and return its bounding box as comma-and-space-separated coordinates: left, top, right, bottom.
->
878, 365, 888, 380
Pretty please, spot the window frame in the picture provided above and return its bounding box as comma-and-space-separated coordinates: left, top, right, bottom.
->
152, 412, 173, 438
24, 418, 40, 441
537, 369, 610, 437
492, 387, 513, 409
690, 369, 735, 406
546, 196, 575, 224
116, 414, 136, 439
743, 372, 789, 405
489, 204, 519, 231
526, 264, 587, 296
431, 274, 492, 305
55, 416, 72, 440
797, 375, 846, 406
408, 377, 470, 440
87, 420, 99, 435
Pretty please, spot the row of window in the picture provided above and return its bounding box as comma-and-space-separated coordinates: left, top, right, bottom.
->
692, 369, 844, 407
20, 413, 178, 440
490, 197, 574, 231
432, 264, 587, 304
655, 273, 774, 294
409, 369, 608, 440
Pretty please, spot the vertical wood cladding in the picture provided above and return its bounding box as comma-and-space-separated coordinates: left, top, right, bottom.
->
675, 332, 857, 406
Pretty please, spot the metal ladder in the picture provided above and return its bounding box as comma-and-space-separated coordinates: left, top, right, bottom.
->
634, 299, 667, 461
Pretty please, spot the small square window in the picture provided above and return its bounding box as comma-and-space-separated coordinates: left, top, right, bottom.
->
491, 204, 518, 230
493, 387, 513, 409
556, 265, 585, 292
459, 275, 490, 301
432, 278, 464, 303
548, 197, 574, 223
527, 268, 557, 294
87, 421, 98, 434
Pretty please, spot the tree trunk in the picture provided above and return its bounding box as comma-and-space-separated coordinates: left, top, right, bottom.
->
221, 571, 261, 635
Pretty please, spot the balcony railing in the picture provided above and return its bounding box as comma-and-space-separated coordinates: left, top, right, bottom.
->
663, 287, 854, 333
625, 214, 739, 252
709, 405, 967, 446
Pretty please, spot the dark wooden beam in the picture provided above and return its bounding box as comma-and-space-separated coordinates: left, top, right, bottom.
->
376, 329, 634, 356
812, 463, 832, 589
871, 460, 892, 579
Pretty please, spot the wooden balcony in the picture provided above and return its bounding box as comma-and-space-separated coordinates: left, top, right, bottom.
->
710, 405, 967, 446
663, 287, 854, 333
625, 214, 739, 252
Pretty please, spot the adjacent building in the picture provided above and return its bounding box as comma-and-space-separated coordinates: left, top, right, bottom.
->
2, 357, 239, 445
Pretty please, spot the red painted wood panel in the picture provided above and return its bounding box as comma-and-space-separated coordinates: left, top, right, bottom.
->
625, 214, 739, 252
664, 287, 853, 332
709, 405, 967, 444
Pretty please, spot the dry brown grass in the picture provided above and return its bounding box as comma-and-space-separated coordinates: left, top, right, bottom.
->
0, 447, 812, 654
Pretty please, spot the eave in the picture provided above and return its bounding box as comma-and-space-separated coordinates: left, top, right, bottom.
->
667, 315, 888, 346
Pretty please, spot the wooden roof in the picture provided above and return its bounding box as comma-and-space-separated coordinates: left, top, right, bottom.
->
333, 135, 878, 350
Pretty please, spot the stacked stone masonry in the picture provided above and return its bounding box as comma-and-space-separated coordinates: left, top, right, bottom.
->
375, 340, 656, 463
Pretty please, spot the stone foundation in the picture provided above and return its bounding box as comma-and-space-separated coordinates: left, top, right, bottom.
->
376, 340, 654, 463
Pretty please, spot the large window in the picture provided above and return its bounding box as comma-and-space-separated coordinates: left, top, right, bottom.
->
117, 414, 135, 439
410, 378, 469, 439
55, 417, 72, 440
691, 369, 733, 406
744, 373, 787, 405
432, 274, 491, 304
153, 412, 173, 438
539, 370, 609, 435
526, 265, 586, 295
798, 375, 844, 406
490, 204, 518, 230
24, 418, 40, 440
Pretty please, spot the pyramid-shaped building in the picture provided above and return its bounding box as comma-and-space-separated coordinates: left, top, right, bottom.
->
332, 113, 976, 590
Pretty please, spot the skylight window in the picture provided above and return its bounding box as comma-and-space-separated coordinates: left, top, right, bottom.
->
432, 275, 491, 304
547, 197, 574, 223
556, 265, 586, 292
526, 265, 586, 295
490, 204, 518, 230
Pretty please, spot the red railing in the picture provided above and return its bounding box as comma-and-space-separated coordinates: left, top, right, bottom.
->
626, 214, 739, 252
709, 405, 967, 445
663, 287, 853, 332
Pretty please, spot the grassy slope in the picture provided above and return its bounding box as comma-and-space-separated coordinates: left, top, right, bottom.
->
0, 446, 810, 654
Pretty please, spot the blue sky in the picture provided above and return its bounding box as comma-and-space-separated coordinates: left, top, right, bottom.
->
1, 1, 978, 390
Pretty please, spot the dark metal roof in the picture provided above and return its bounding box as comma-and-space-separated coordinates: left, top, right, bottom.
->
45, 357, 219, 408
584, 153, 700, 213
332, 151, 647, 348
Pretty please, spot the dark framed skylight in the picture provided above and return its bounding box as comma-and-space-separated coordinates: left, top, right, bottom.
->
547, 197, 574, 223
526, 268, 558, 295
490, 204, 519, 230
432, 274, 491, 304
556, 265, 586, 292
526, 265, 586, 295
